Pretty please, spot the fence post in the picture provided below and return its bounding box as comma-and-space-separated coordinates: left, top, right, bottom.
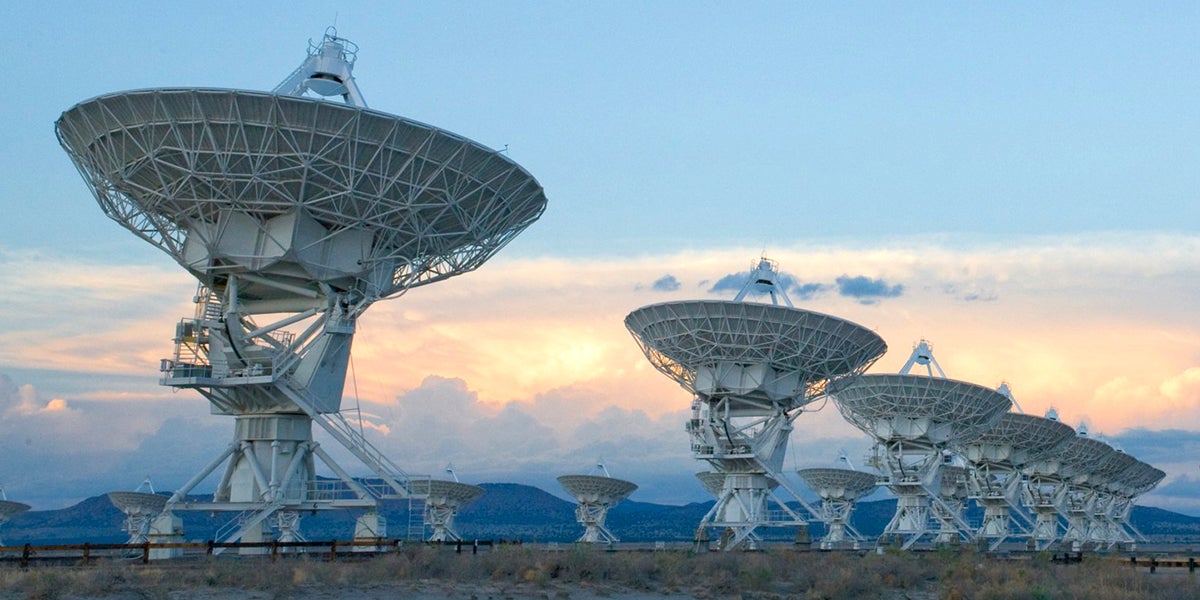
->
142, 542, 151, 564
1150, 557, 1158, 574
329, 540, 338, 561
82, 543, 91, 566
207, 540, 215, 557
21, 543, 31, 568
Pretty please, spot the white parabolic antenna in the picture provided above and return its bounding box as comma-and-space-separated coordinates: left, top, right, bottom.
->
107, 491, 170, 544
830, 371, 1011, 548
556, 474, 638, 544
411, 479, 484, 543
56, 29, 547, 552
1052, 435, 1115, 550
0, 499, 29, 546
958, 412, 1074, 550
797, 467, 877, 549
695, 471, 727, 497
626, 258, 887, 551
797, 468, 877, 502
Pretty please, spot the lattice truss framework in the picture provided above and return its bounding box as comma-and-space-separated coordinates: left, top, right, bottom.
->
625, 301, 887, 406
108, 492, 169, 544
832, 374, 1012, 448
930, 465, 971, 545
412, 480, 485, 542
957, 413, 1075, 549
56, 89, 547, 304
797, 468, 877, 548
557, 475, 638, 544
1021, 434, 1165, 550
830, 375, 1010, 548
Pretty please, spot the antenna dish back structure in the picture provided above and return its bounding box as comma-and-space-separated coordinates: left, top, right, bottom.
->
831, 342, 1011, 549
958, 412, 1074, 550
108, 490, 170, 544
695, 471, 727, 497
411, 479, 484, 542
626, 258, 886, 550
556, 474, 638, 544
797, 467, 877, 549
1048, 435, 1111, 550
929, 465, 972, 544
1039, 434, 1161, 551
0, 494, 29, 546
56, 29, 546, 554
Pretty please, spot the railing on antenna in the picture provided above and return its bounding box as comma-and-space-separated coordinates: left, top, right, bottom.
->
276, 377, 418, 499
212, 499, 282, 549
407, 496, 428, 541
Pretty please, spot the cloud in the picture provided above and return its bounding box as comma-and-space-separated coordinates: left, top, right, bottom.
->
1107, 428, 1200, 468
792, 282, 827, 300
2, 233, 1199, 510
1080, 368, 1200, 434
1146, 475, 1200, 514
941, 282, 999, 302
835, 275, 904, 304
0, 371, 217, 509
650, 275, 680, 292
332, 376, 700, 503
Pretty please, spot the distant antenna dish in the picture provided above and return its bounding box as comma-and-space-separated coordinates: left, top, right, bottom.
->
830, 348, 1012, 549
107, 491, 170, 544
410, 478, 484, 542
0, 498, 29, 546
56, 28, 547, 554
556, 474, 638, 544
695, 471, 725, 497
796, 468, 877, 549
626, 257, 886, 551
957, 413, 1073, 550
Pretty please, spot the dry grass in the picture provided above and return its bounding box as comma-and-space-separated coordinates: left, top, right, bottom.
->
0, 547, 1195, 599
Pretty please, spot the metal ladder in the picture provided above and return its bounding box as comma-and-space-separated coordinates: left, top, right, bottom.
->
276, 378, 416, 499
406, 496, 428, 541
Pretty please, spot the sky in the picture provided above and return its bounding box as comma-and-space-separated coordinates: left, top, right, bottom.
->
1, 2, 1198, 519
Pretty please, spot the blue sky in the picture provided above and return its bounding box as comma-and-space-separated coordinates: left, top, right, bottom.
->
1, 2, 1199, 517
6, 2, 1198, 258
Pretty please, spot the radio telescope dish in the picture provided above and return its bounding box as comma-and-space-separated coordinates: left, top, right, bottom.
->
1084, 449, 1140, 549
831, 375, 1012, 447
56, 89, 546, 303
626, 301, 887, 406
830, 342, 1011, 549
797, 467, 877, 549
938, 466, 971, 501
696, 471, 726, 497
557, 474, 637, 544
797, 468, 877, 501
1054, 435, 1121, 551
107, 491, 169, 544
626, 258, 886, 551
410, 479, 484, 542
959, 413, 1074, 550
928, 465, 972, 545
55, 30, 546, 553
0, 499, 29, 546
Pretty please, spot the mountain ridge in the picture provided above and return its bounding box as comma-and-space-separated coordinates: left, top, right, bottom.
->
4, 483, 1198, 545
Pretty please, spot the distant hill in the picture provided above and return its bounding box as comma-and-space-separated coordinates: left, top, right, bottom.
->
4, 484, 1200, 545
